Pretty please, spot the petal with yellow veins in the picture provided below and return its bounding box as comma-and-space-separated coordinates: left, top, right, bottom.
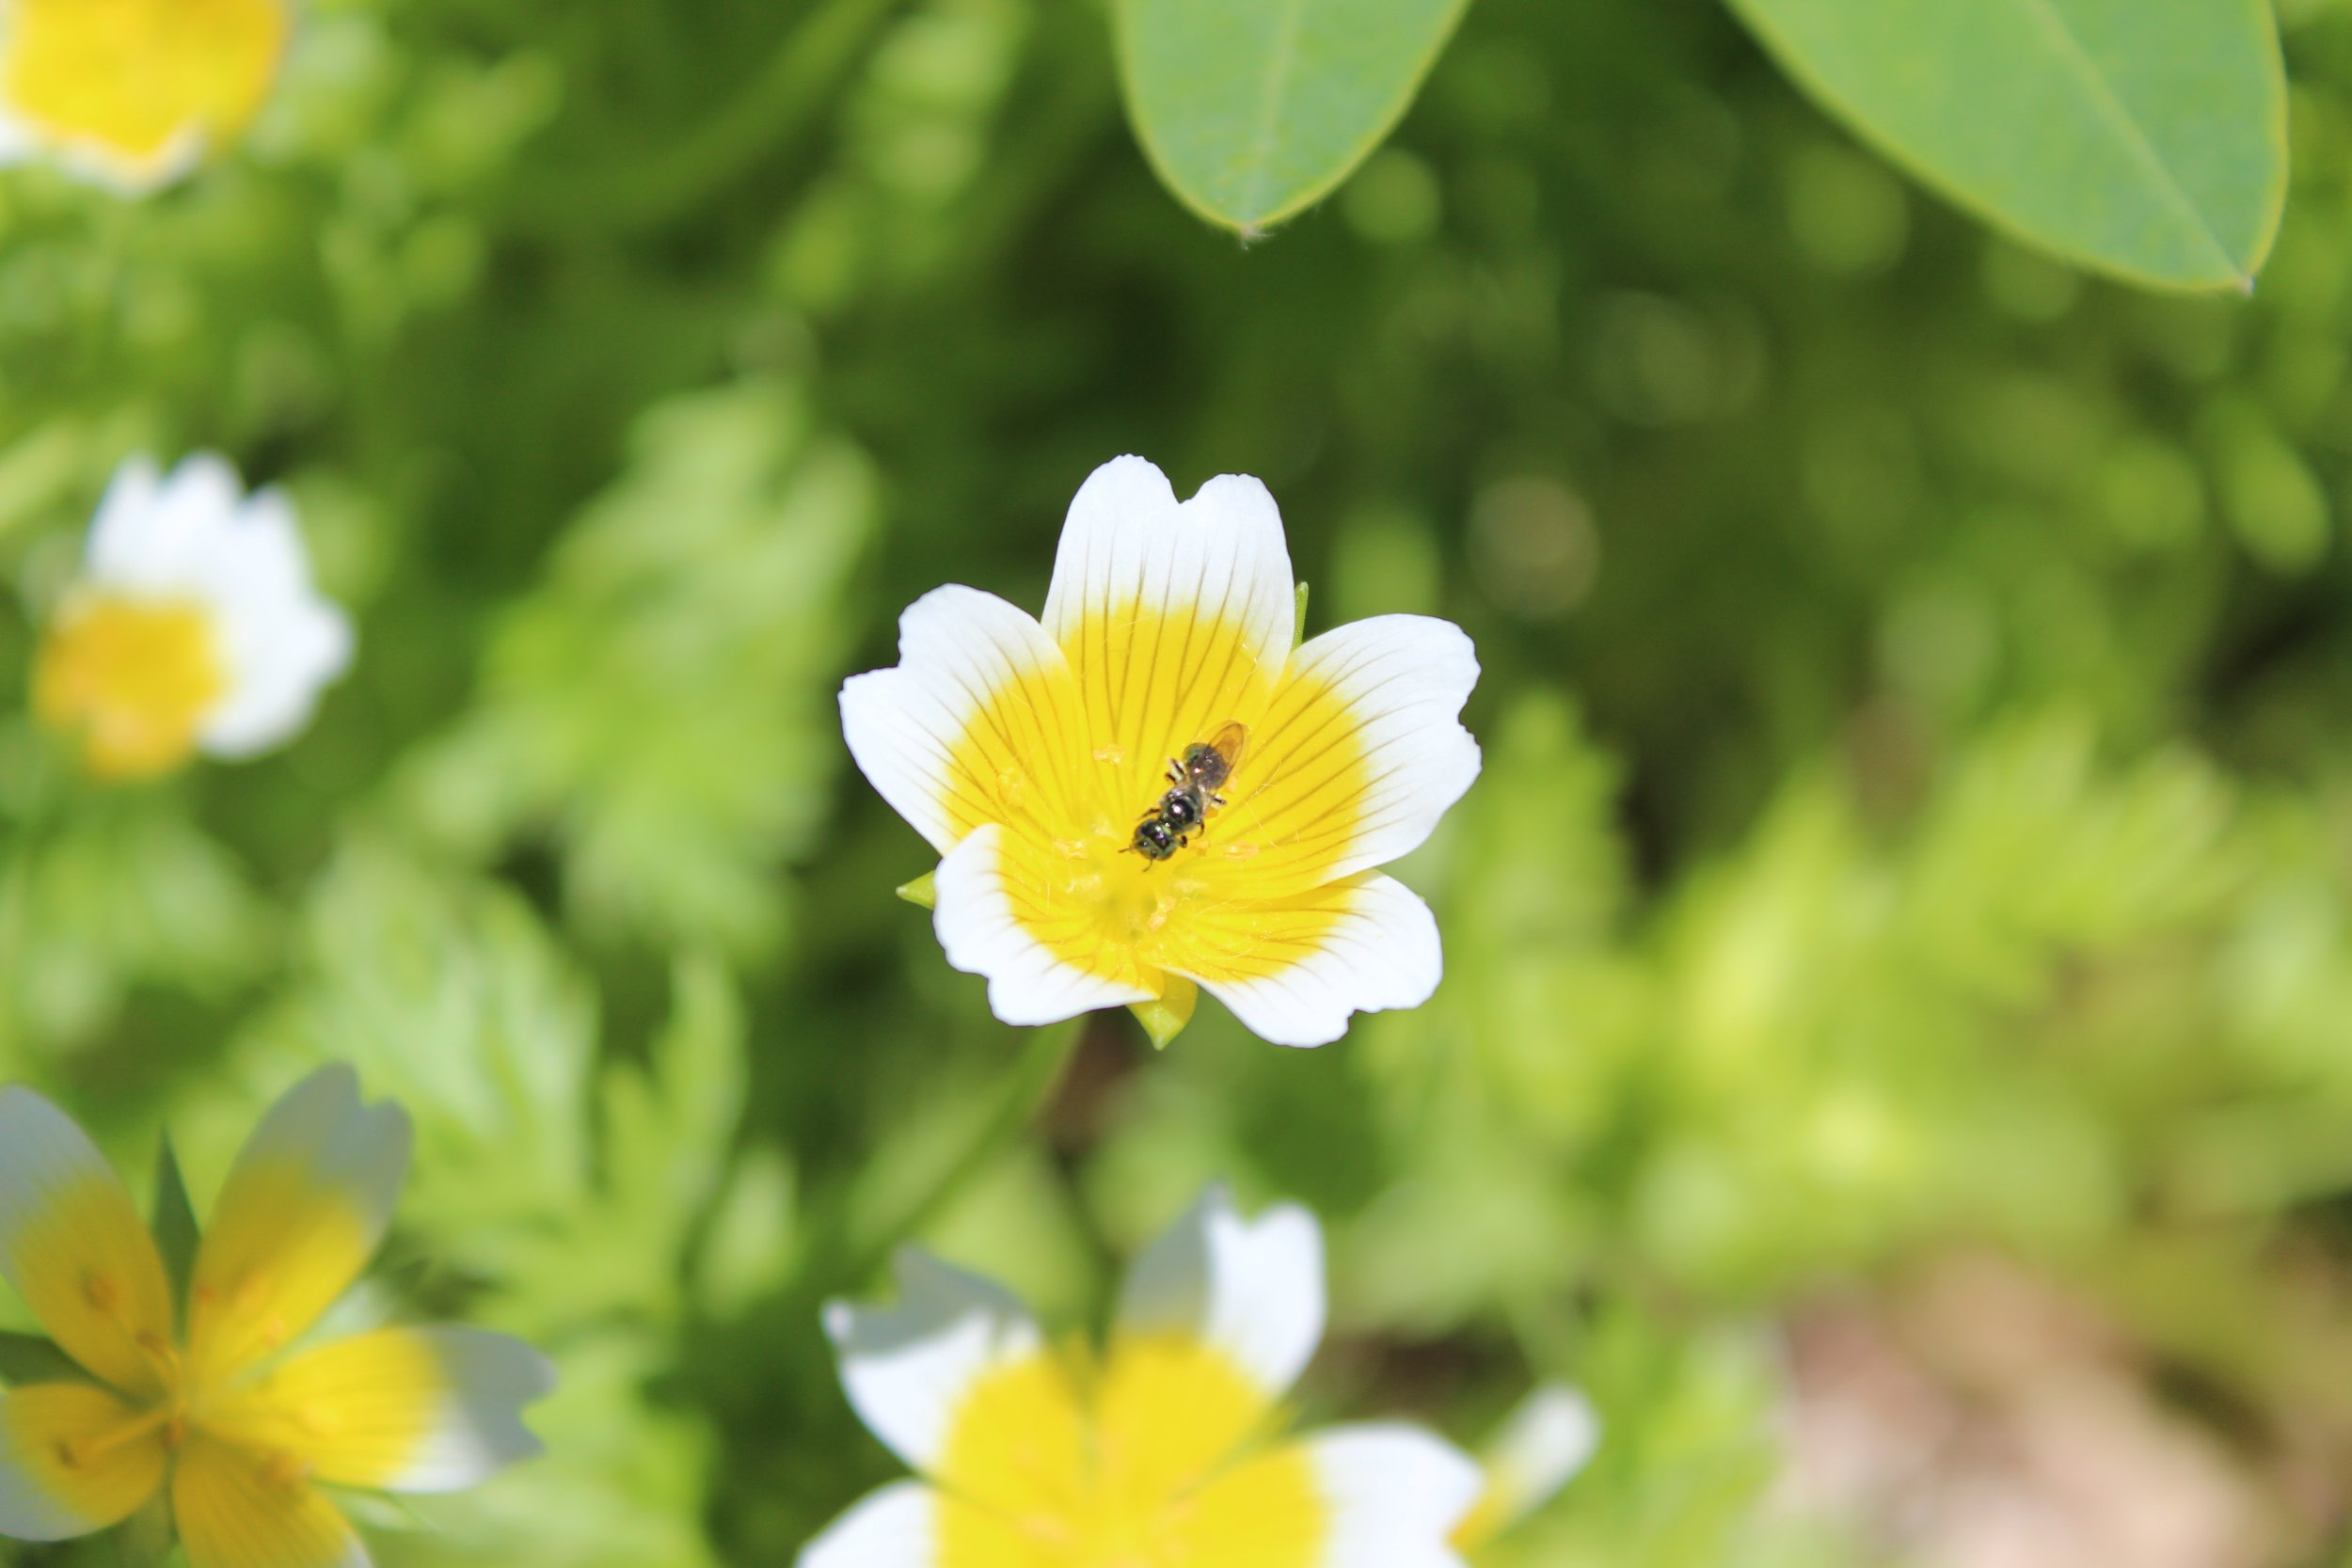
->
171, 1435, 369, 1568
209, 1326, 554, 1495
1164, 1439, 1327, 1568
0, 1086, 177, 1399
0, 1384, 169, 1543
840, 586, 1092, 858
933, 823, 1160, 1025
1041, 459, 1297, 811
1115, 1188, 1323, 1411
187, 1068, 411, 1383
1211, 613, 1481, 898
824, 1250, 1082, 1510
1168, 872, 1442, 1049
1301, 1424, 1484, 1568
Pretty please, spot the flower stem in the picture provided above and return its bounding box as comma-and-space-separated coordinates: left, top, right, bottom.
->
0, 744, 63, 1069
817, 1013, 1088, 1293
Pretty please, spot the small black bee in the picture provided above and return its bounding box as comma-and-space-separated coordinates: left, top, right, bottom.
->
1127, 722, 1249, 863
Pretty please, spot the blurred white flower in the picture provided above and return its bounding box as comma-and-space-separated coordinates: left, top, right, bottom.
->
0, 0, 290, 192
1453, 1383, 1601, 1550
803, 1187, 1485, 1568
34, 453, 352, 782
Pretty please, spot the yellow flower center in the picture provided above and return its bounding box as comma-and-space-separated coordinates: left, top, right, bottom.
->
33, 593, 228, 781
52, 1263, 316, 1485
3, 0, 288, 169
934, 1336, 1327, 1568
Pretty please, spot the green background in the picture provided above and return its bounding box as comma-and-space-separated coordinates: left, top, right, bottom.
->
6, 0, 2352, 1564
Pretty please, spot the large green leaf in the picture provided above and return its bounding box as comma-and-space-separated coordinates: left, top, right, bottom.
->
1727, 0, 2288, 290
1116, 0, 1470, 232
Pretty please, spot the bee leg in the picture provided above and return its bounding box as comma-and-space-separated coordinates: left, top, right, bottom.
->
1167, 757, 1185, 784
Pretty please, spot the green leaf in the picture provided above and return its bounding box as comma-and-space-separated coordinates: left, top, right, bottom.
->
1116, 0, 1470, 232
0, 1331, 80, 1386
151, 1135, 200, 1314
1725, 0, 2287, 290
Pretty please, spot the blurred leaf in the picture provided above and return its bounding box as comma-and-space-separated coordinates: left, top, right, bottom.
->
0, 782, 272, 1054
1726, 0, 2287, 288
400, 377, 874, 960
1115, 0, 1470, 231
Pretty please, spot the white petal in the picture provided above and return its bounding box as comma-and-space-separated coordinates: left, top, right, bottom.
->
1243, 614, 1481, 886
1478, 1385, 1600, 1532
199, 594, 355, 757
0, 1394, 86, 1543
932, 823, 1155, 1026
130, 452, 246, 593
84, 454, 178, 586
840, 585, 1086, 857
0, 1385, 166, 1542
0, 1087, 177, 1397
797, 1481, 935, 1568
1040, 454, 1295, 686
190, 1067, 413, 1365
1117, 1187, 1325, 1401
1307, 1424, 1485, 1568
260, 1326, 555, 1495
1181, 872, 1443, 1049
823, 1249, 1044, 1475
383, 1327, 554, 1492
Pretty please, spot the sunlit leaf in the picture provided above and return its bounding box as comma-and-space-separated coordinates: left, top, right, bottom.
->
1116, 0, 1470, 231
1726, 0, 2287, 289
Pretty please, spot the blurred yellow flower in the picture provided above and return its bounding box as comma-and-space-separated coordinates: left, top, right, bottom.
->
0, 1067, 554, 1568
841, 455, 1481, 1048
0, 0, 288, 191
801, 1187, 1485, 1568
33, 454, 352, 783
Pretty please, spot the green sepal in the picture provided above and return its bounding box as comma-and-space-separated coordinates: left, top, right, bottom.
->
151, 1134, 200, 1316
336, 1491, 435, 1532
1294, 581, 1311, 644
1130, 978, 1199, 1051
114, 1492, 175, 1568
0, 1331, 82, 1386
896, 871, 937, 910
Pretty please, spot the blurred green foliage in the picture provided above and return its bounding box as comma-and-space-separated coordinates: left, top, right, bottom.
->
6, 0, 2352, 1564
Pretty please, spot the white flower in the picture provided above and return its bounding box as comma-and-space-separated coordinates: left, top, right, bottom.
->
841, 455, 1481, 1048
0, 0, 290, 193
802, 1187, 1486, 1568
34, 453, 353, 782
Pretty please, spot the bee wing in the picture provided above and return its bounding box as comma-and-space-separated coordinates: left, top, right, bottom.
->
1208, 721, 1250, 774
